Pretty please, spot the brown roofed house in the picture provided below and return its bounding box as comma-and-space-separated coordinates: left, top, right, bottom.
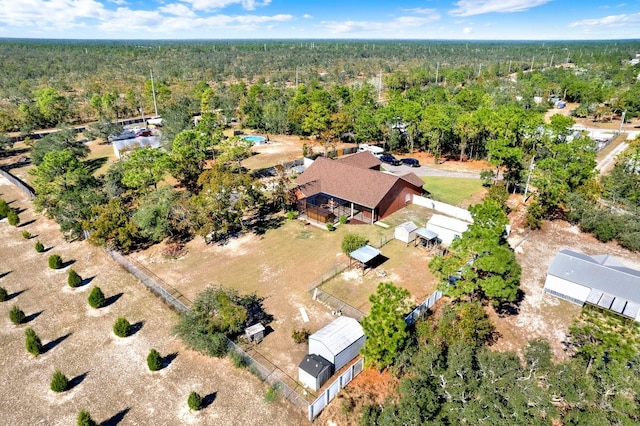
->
294, 153, 424, 224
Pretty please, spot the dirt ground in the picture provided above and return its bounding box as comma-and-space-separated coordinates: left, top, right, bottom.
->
0, 177, 305, 426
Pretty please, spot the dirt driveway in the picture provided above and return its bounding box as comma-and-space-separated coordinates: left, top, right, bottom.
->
0, 176, 305, 426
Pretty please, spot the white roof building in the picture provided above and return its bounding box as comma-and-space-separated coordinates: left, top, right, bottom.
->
308, 316, 365, 372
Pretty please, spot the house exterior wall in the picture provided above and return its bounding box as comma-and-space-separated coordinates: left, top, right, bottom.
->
543, 275, 591, 305
378, 181, 421, 219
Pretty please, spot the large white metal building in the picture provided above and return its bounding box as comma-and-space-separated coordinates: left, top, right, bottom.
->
544, 249, 640, 322
308, 316, 365, 372
425, 214, 470, 246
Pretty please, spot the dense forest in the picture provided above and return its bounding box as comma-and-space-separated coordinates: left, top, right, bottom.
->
1, 39, 639, 424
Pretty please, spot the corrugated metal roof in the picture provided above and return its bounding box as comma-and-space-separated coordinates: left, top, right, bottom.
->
548, 249, 640, 305
416, 227, 438, 240
426, 214, 471, 233
350, 245, 381, 264
310, 317, 364, 357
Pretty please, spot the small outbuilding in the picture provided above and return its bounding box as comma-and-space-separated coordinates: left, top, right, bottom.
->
426, 214, 470, 246
394, 221, 418, 244
415, 227, 439, 248
298, 354, 333, 391
349, 245, 381, 275
308, 316, 365, 372
245, 323, 265, 343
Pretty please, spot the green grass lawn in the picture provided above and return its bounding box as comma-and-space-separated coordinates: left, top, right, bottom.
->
421, 176, 484, 206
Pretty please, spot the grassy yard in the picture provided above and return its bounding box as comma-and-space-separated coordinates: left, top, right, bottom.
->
421, 176, 484, 206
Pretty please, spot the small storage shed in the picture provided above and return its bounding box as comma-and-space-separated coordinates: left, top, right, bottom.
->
309, 316, 365, 372
426, 214, 470, 246
415, 227, 439, 248
298, 354, 333, 391
245, 323, 265, 343
394, 221, 418, 244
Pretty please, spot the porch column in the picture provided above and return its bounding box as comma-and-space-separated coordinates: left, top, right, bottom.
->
371, 208, 375, 224
350, 203, 354, 218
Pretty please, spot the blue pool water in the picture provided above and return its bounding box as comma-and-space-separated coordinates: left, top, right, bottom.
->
242, 135, 267, 144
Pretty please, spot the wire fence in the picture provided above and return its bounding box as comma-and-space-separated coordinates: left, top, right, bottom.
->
312, 287, 365, 321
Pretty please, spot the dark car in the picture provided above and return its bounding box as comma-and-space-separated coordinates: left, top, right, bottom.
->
136, 129, 152, 137
400, 158, 420, 167
379, 154, 401, 166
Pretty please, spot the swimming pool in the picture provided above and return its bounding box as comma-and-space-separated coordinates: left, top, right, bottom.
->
242, 135, 267, 144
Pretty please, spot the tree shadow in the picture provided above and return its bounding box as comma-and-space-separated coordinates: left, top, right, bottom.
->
23, 310, 43, 323
0, 270, 11, 279
201, 392, 217, 409
103, 292, 123, 307
161, 352, 178, 370
42, 246, 53, 253
60, 259, 76, 268
84, 157, 108, 174
99, 407, 130, 426
129, 321, 144, 336
80, 276, 96, 287
18, 219, 36, 228
42, 332, 72, 353
495, 289, 525, 317
251, 216, 285, 236
6, 288, 27, 301
67, 372, 88, 390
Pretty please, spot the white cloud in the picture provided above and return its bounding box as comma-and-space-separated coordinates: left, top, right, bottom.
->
450, 0, 551, 17
569, 12, 640, 29
106, 0, 127, 5
0, 0, 110, 29
303, 14, 312, 19
159, 3, 197, 18
321, 11, 440, 35
463, 27, 473, 34
179, 0, 271, 12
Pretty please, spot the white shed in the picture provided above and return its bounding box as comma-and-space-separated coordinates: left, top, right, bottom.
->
112, 135, 161, 159
394, 221, 418, 244
298, 354, 333, 391
308, 316, 365, 372
425, 214, 470, 246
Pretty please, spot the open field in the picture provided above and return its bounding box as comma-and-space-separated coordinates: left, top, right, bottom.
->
421, 176, 485, 206
129, 203, 441, 382
0, 177, 305, 426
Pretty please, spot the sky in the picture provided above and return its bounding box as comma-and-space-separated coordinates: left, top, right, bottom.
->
0, 0, 639, 41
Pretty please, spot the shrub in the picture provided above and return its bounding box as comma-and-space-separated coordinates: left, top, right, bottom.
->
68, 269, 82, 288
9, 305, 25, 325
264, 383, 280, 402
229, 351, 246, 369
0, 286, 7, 302
7, 210, 19, 226
48, 254, 63, 269
77, 410, 97, 426
35, 240, 44, 253
525, 199, 543, 230
326, 223, 335, 231
341, 233, 368, 256
339, 215, 348, 225
0, 199, 9, 218
187, 391, 202, 411
147, 348, 162, 371
21, 230, 32, 239
25, 327, 42, 356
113, 317, 131, 337
285, 210, 297, 220
50, 370, 68, 392
291, 328, 310, 344
88, 286, 105, 308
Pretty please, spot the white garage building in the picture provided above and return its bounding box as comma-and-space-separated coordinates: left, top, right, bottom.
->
544, 249, 640, 322
425, 214, 470, 246
308, 316, 365, 372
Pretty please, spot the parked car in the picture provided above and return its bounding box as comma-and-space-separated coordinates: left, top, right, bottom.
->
400, 158, 420, 167
379, 154, 401, 166
136, 129, 152, 137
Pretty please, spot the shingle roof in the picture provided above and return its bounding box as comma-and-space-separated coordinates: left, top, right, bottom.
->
336, 151, 381, 170
548, 249, 640, 306
298, 354, 332, 377
294, 157, 423, 208
310, 316, 364, 357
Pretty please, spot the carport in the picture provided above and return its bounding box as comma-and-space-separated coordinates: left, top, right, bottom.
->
415, 227, 439, 249
349, 245, 381, 275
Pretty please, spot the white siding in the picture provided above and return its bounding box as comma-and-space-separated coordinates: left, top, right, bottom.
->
332, 336, 365, 372
299, 368, 318, 391
543, 275, 591, 305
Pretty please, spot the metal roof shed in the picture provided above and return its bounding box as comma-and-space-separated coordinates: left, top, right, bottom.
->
394, 221, 418, 244
308, 316, 365, 372
426, 214, 470, 246
298, 354, 333, 391
349, 245, 381, 275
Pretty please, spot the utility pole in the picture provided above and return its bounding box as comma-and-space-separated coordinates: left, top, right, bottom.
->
150, 69, 158, 117
619, 110, 627, 134
523, 156, 535, 201
435, 61, 439, 84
